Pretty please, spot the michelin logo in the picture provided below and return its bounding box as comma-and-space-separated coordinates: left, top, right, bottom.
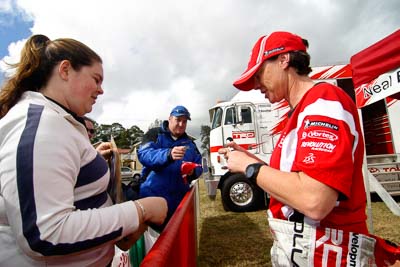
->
304, 119, 339, 131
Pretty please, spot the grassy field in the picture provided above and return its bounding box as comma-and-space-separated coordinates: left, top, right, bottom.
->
196, 179, 400, 267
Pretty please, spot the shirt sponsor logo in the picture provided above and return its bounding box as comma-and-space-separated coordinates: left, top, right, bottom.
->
302, 153, 316, 164
301, 130, 339, 142
304, 119, 339, 131
277, 133, 286, 148
301, 141, 336, 153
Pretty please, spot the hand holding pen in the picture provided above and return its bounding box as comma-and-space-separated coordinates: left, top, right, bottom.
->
170, 145, 188, 160
218, 141, 263, 173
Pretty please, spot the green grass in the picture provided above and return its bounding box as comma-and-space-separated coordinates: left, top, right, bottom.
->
197, 179, 400, 267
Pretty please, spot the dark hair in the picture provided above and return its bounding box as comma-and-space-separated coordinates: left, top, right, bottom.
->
267, 38, 312, 76
0, 34, 102, 118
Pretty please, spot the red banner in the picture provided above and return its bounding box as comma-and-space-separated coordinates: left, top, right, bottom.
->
351, 29, 400, 108
141, 187, 197, 267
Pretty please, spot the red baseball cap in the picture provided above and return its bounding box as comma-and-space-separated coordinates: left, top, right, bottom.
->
233, 31, 307, 91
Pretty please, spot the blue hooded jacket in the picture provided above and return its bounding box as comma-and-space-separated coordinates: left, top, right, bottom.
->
138, 120, 202, 227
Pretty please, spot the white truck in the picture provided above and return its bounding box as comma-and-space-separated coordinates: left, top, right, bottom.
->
205, 90, 287, 211
205, 30, 400, 212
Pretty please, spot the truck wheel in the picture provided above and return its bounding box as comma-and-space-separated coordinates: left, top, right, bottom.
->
133, 174, 141, 180
221, 173, 265, 212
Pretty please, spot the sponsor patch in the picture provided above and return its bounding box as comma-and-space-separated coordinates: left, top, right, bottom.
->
301, 141, 336, 153
264, 46, 284, 56
304, 119, 339, 131
302, 153, 316, 164
277, 133, 286, 148
301, 130, 339, 142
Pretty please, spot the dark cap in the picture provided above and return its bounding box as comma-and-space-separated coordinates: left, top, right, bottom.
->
170, 105, 191, 120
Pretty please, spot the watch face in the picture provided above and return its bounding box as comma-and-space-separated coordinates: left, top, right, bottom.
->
246, 165, 255, 178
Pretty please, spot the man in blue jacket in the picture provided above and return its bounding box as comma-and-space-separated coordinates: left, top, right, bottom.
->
138, 105, 203, 230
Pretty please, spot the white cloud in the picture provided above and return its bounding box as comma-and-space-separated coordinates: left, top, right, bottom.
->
1, 0, 399, 138
0, 38, 25, 76
0, 0, 12, 12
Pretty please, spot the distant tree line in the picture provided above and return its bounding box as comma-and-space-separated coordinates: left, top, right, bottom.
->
91, 122, 144, 148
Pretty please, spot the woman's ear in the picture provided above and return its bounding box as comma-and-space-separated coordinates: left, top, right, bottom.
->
278, 53, 290, 68
58, 60, 71, 81
278, 53, 290, 64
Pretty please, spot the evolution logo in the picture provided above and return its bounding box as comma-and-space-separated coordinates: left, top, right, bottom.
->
301, 141, 336, 153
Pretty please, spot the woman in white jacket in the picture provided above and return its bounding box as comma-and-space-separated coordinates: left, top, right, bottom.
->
0, 34, 167, 267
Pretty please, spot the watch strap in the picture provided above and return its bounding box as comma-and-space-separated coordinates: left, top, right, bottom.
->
245, 163, 265, 184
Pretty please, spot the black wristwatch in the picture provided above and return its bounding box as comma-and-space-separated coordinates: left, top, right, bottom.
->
245, 163, 265, 184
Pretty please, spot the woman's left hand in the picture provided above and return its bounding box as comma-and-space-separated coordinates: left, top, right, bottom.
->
96, 142, 112, 160
116, 223, 148, 251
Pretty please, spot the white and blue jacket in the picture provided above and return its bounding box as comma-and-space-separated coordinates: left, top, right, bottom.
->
0, 92, 140, 266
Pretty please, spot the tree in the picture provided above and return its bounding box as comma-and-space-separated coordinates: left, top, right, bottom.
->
148, 118, 162, 130
126, 125, 144, 146
200, 125, 211, 154
91, 123, 112, 143
91, 123, 144, 149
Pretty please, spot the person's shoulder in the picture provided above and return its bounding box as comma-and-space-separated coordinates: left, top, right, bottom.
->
180, 132, 196, 142
187, 134, 196, 142
309, 82, 353, 102
305, 82, 358, 115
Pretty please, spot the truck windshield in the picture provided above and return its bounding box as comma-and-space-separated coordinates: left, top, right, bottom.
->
211, 108, 223, 129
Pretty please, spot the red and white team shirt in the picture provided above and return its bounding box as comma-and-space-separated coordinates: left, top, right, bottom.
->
268, 82, 368, 233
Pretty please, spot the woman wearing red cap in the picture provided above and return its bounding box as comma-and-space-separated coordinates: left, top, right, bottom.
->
219, 31, 399, 266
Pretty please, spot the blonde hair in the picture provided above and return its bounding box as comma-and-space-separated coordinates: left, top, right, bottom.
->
0, 34, 102, 118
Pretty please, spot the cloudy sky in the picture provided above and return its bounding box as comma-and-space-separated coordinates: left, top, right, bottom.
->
0, 0, 399, 139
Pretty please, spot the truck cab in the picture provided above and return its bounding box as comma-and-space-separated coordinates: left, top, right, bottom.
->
206, 90, 287, 211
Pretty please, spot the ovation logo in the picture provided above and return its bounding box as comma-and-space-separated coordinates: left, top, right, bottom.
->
302, 130, 338, 142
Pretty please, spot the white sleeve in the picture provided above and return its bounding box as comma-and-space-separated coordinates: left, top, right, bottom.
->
12, 107, 139, 258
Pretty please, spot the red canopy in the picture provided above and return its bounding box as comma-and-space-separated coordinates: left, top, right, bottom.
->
350, 30, 400, 107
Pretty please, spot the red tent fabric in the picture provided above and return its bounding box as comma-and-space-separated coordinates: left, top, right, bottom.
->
351, 29, 400, 89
